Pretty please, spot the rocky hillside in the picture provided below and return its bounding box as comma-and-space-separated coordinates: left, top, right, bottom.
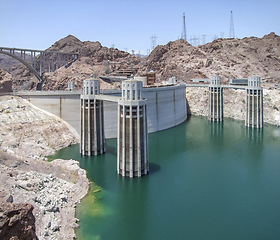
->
1, 32, 279, 91
0, 95, 89, 239
0, 69, 12, 93
0, 54, 20, 71
0, 95, 79, 158
140, 32, 280, 83
3, 35, 142, 91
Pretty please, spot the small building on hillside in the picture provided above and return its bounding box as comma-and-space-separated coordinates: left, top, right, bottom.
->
147, 70, 156, 85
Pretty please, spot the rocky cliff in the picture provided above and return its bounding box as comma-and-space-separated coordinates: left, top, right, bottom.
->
0, 202, 38, 240
3, 33, 279, 91
0, 96, 89, 239
0, 96, 79, 159
2, 35, 142, 91
140, 32, 280, 83
0, 69, 12, 93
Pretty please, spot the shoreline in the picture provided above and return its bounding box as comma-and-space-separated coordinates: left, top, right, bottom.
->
0, 95, 90, 239
1, 86, 279, 238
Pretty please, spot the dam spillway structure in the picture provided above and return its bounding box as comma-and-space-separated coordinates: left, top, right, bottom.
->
245, 75, 263, 128
80, 79, 105, 156
208, 74, 223, 121
117, 80, 149, 177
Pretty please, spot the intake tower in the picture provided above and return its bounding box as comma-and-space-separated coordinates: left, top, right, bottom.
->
117, 80, 149, 177
208, 74, 223, 121
245, 75, 263, 128
80, 79, 105, 156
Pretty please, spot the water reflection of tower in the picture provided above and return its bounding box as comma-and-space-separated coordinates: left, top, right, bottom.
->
245, 127, 264, 170
209, 121, 224, 140
116, 176, 148, 239
246, 127, 263, 144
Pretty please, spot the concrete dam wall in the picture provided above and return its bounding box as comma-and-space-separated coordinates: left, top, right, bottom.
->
18, 85, 187, 139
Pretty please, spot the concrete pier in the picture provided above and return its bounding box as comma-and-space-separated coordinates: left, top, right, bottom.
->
208, 75, 223, 121
80, 79, 105, 156
117, 80, 149, 177
245, 75, 263, 128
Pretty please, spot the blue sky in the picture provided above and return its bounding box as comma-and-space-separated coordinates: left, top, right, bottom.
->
0, 0, 279, 54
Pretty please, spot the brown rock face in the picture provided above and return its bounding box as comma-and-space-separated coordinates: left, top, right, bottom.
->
3, 35, 141, 91
0, 202, 38, 240
0, 69, 12, 93
1, 32, 280, 90
138, 32, 280, 83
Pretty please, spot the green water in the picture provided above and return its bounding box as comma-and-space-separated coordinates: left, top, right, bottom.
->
50, 116, 280, 240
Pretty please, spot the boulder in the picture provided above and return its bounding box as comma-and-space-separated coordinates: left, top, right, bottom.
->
0, 202, 38, 240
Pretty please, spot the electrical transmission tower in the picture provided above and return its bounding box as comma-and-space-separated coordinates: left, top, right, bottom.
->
229, 11, 235, 38
188, 36, 193, 45
181, 13, 187, 41
151, 35, 157, 50
202, 35, 206, 45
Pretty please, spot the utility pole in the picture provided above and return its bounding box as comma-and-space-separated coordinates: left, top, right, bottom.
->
181, 13, 187, 41
229, 11, 235, 39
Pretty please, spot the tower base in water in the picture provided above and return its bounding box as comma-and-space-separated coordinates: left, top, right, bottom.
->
117, 80, 149, 177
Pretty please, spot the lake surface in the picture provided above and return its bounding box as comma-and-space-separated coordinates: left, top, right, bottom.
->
50, 116, 280, 240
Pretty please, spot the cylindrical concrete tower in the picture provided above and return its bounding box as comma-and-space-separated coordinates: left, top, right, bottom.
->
245, 75, 263, 128
117, 80, 149, 177
208, 74, 223, 121
80, 79, 105, 156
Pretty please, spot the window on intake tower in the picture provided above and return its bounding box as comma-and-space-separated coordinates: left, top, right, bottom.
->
127, 90, 130, 100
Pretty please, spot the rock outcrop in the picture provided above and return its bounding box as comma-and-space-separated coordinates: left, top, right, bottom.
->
0, 69, 12, 94
0, 202, 38, 240
0, 95, 90, 239
0, 95, 79, 159
0, 159, 89, 240
139, 32, 280, 83
1, 33, 280, 91
4, 35, 141, 91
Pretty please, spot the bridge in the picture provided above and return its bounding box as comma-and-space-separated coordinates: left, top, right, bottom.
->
0, 47, 78, 90
184, 83, 246, 90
